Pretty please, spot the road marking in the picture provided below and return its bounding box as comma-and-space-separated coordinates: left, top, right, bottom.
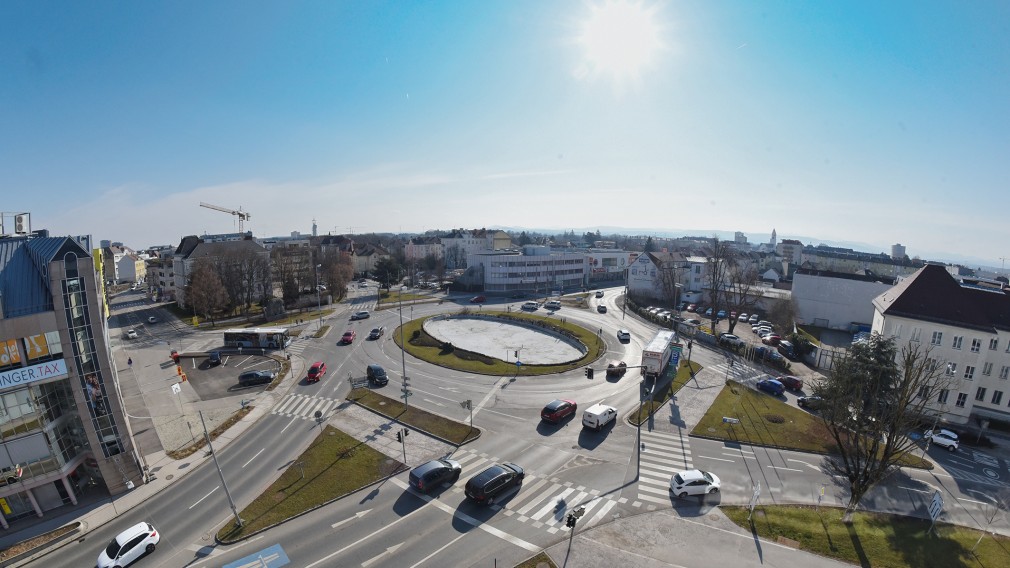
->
898, 485, 931, 493
362, 543, 404, 567
422, 398, 445, 407
189, 486, 219, 509
958, 498, 990, 505
242, 448, 265, 468
698, 455, 735, 462
390, 477, 539, 552
304, 498, 423, 568
279, 416, 298, 433
408, 532, 467, 568
472, 375, 511, 418
766, 465, 802, 472
331, 508, 372, 529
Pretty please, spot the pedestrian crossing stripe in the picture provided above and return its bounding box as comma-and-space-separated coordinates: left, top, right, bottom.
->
272, 394, 339, 419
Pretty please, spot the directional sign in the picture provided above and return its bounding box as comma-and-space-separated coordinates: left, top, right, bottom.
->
928, 490, 944, 522
400, 392, 413, 399
516, 360, 522, 367
223, 544, 290, 568
171, 383, 181, 395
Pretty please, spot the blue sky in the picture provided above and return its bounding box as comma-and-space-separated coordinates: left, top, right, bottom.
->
2, 1, 1008, 266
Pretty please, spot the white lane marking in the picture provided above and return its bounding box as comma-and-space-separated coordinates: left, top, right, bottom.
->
697, 455, 735, 462
422, 399, 445, 407
362, 543, 404, 567
390, 477, 539, 552
766, 465, 802, 472
898, 486, 931, 493
242, 448, 265, 468
331, 509, 372, 529
408, 532, 467, 568
279, 416, 298, 433
958, 498, 990, 505
305, 498, 423, 568
189, 486, 219, 509
472, 375, 512, 418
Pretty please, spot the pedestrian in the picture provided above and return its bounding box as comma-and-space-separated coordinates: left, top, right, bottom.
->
127, 357, 132, 366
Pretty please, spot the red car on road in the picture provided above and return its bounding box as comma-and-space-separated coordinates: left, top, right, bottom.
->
540, 399, 577, 424
307, 361, 327, 383
470, 295, 486, 304
340, 330, 356, 344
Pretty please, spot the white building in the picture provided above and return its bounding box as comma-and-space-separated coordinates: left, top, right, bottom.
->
466, 246, 586, 295
792, 269, 895, 331
404, 236, 443, 262
872, 264, 1010, 425
583, 249, 631, 284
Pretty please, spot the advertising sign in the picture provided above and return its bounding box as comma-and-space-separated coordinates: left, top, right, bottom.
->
0, 359, 68, 391
0, 340, 20, 366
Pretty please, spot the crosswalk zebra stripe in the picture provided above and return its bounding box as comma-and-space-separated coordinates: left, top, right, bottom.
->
515, 481, 562, 516
509, 478, 552, 510
586, 498, 618, 527
530, 487, 574, 522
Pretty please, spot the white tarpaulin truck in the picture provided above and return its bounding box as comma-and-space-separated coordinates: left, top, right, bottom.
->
641, 330, 677, 378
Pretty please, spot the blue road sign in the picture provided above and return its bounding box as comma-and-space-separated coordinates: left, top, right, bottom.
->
516, 360, 522, 367
223, 544, 290, 568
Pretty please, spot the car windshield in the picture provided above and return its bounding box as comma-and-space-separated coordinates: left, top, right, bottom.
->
105, 538, 122, 559
700, 471, 713, 482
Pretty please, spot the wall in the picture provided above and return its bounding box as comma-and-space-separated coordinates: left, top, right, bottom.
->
792, 272, 892, 330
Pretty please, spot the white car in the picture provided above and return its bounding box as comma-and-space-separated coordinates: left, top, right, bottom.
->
738, 313, 749, 321
147, 316, 158, 324
97, 522, 160, 568
350, 310, 371, 320
124, 329, 138, 340
925, 429, 959, 452
669, 469, 721, 498
719, 333, 743, 347
616, 329, 631, 341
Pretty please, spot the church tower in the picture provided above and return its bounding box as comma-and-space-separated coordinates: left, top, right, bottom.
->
770, 229, 777, 248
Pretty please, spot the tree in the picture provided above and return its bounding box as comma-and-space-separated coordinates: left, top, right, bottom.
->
813, 335, 950, 522
516, 231, 532, 246
185, 259, 228, 323
373, 256, 403, 289
643, 237, 657, 252
321, 250, 353, 301
724, 263, 761, 335
703, 238, 734, 329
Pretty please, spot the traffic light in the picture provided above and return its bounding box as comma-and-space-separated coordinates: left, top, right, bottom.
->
396, 431, 402, 442
514, 350, 518, 358
584, 368, 589, 378
586, 368, 594, 380
566, 514, 576, 528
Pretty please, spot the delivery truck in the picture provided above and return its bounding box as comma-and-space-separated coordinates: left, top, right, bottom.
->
641, 330, 677, 379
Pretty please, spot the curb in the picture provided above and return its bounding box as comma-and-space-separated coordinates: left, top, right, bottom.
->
347, 398, 483, 447
0, 522, 82, 568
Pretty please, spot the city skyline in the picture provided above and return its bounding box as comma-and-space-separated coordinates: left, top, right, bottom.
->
3, 1, 1008, 265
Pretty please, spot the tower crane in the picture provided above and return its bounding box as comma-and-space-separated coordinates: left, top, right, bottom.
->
200, 202, 252, 233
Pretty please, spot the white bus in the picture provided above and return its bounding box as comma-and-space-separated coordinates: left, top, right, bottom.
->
222, 327, 291, 349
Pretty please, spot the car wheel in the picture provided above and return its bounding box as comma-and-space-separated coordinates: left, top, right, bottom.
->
709, 488, 719, 494
947, 445, 955, 452
146, 543, 156, 553
678, 492, 688, 499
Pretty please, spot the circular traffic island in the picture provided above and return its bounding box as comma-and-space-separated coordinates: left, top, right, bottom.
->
393, 310, 604, 375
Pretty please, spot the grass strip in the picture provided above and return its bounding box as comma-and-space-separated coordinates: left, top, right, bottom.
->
629, 361, 702, 425
722, 504, 1010, 568
167, 405, 253, 460
513, 551, 558, 568
217, 426, 399, 542
349, 388, 480, 445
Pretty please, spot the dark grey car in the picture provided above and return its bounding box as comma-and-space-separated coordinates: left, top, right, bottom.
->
238, 370, 275, 387
408, 458, 462, 493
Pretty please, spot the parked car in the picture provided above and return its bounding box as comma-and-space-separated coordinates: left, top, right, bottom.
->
364, 363, 388, 386
777, 340, 797, 360
676, 302, 688, 311
606, 361, 628, 377
464, 463, 524, 504
756, 378, 785, 396
616, 329, 631, 341
762, 334, 782, 346
754, 346, 785, 362
669, 469, 721, 498
925, 429, 959, 452
368, 327, 385, 340
595, 290, 605, 298
540, 399, 578, 424
522, 301, 540, 311
96, 522, 160, 568
350, 310, 371, 320
307, 361, 327, 383
738, 313, 749, 321
686, 304, 697, 312
717, 310, 727, 319
748, 314, 760, 324
409, 458, 462, 493
340, 330, 356, 344
777, 375, 803, 391
207, 351, 222, 366
147, 316, 158, 323
470, 295, 486, 303
704, 308, 713, 316
238, 370, 276, 387
797, 396, 825, 410
124, 329, 138, 339
597, 304, 608, 313
719, 333, 744, 348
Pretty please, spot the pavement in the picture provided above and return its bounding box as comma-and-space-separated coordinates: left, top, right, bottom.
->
5, 303, 1007, 568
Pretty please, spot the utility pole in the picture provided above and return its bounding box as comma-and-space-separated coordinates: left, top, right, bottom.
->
200, 411, 243, 528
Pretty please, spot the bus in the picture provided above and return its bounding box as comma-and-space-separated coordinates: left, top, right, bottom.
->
222, 327, 292, 350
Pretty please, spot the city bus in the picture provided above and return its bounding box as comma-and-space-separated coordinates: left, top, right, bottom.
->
222, 327, 292, 350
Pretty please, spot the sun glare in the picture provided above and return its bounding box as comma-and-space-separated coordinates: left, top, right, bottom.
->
577, 0, 663, 85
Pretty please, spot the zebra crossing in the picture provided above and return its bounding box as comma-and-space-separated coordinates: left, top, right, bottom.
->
710, 361, 762, 384
437, 448, 622, 534
272, 393, 341, 420
635, 429, 692, 506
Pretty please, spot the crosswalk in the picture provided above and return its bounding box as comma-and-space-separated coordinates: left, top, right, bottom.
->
272, 393, 341, 420
635, 429, 692, 506
709, 361, 763, 384
434, 448, 622, 535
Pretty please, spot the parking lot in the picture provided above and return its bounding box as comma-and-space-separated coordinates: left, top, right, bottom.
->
178, 352, 282, 400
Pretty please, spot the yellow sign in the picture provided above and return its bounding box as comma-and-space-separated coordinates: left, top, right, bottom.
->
0, 340, 20, 366
0, 498, 10, 515
24, 334, 49, 360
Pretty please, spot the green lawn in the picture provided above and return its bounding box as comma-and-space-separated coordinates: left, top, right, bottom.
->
349, 388, 481, 445
629, 361, 702, 425
393, 311, 606, 376
217, 426, 398, 542
722, 505, 1010, 568
692, 380, 931, 468
378, 290, 434, 304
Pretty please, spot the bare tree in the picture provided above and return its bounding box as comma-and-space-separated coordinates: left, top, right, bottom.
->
185, 259, 228, 323
814, 335, 950, 522
725, 264, 761, 334
704, 237, 734, 328
321, 250, 353, 301
444, 244, 466, 270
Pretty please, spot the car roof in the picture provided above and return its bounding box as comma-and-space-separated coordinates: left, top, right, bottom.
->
310, 361, 324, 368
545, 399, 573, 410
116, 522, 151, 543
676, 469, 706, 482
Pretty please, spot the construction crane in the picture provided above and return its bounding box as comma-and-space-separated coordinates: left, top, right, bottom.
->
200, 202, 252, 233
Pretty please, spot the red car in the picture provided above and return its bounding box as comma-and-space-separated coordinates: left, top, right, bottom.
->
470, 295, 486, 304
762, 334, 782, 346
540, 399, 577, 424
777, 375, 803, 391
307, 361, 327, 383
686, 304, 697, 312
340, 330, 356, 344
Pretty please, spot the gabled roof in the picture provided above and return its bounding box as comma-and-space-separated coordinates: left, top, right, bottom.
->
0, 235, 89, 318
873, 264, 1010, 332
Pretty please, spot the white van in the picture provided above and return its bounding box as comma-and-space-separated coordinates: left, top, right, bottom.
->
582, 403, 617, 431
544, 300, 562, 310
522, 301, 540, 311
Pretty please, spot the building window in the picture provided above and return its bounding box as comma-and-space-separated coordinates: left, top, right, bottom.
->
892, 324, 902, 338
990, 338, 999, 351
971, 339, 981, 353
938, 389, 949, 404
911, 328, 921, 342
983, 362, 993, 376
975, 387, 987, 402
993, 391, 1004, 405
955, 393, 967, 408
917, 386, 929, 398
952, 336, 963, 350
1002, 366, 1010, 380
931, 331, 942, 346
964, 366, 975, 380
946, 363, 957, 376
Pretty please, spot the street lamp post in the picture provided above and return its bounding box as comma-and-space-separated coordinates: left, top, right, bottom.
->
315, 263, 323, 332
399, 286, 409, 410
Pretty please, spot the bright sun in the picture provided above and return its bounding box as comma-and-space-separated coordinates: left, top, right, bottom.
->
577, 0, 663, 85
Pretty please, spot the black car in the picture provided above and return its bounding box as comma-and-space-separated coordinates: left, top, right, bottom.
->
464, 462, 524, 505
207, 351, 222, 366
366, 364, 388, 386
367, 327, 385, 340
238, 370, 275, 386
409, 458, 462, 493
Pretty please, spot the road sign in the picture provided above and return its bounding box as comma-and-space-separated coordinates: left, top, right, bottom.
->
400, 392, 413, 399
516, 360, 522, 367
722, 417, 740, 424
460, 400, 472, 410
171, 383, 181, 395
928, 490, 944, 522
223, 544, 290, 568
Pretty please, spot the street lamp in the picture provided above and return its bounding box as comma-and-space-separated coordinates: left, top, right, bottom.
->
315, 264, 322, 331
399, 286, 408, 410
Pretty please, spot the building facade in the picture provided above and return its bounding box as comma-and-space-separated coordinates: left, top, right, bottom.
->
0, 231, 143, 529
467, 246, 586, 295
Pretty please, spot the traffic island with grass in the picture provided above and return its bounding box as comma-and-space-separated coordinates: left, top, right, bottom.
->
217, 426, 400, 543
721, 504, 1010, 568
348, 388, 481, 445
